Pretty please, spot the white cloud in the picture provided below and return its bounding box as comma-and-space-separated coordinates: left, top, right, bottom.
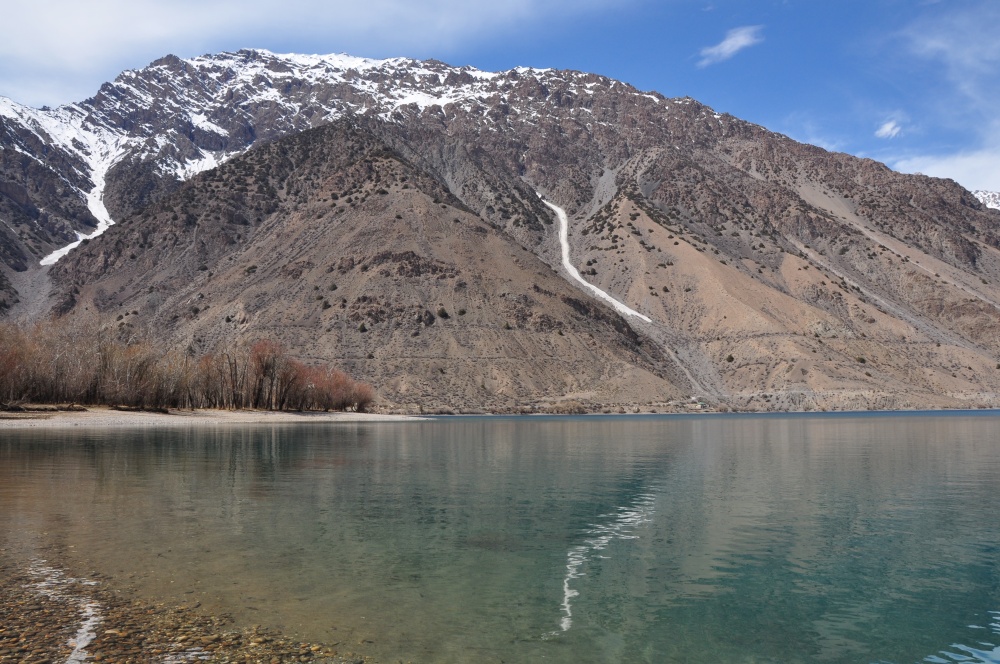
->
875, 119, 902, 139
0, 0, 630, 107
887, 1, 1000, 190
697, 25, 764, 68
893, 147, 1000, 192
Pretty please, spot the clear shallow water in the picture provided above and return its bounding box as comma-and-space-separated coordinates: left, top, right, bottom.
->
2, 413, 1000, 663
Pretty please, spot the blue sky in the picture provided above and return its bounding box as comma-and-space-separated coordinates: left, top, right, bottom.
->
2, 0, 998, 191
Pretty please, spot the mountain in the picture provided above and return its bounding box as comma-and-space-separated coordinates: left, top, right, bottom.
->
4, 49, 1000, 412
47, 120, 689, 412
974, 190, 1000, 210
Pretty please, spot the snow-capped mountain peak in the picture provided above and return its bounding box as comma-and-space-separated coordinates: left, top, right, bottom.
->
3, 49, 653, 265
973, 190, 1000, 210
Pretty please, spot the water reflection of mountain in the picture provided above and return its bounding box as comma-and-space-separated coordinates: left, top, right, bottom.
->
1, 414, 999, 663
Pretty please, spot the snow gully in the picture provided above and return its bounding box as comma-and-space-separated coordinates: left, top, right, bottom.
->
541, 197, 652, 322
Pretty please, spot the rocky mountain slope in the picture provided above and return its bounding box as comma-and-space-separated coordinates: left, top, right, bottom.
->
4, 49, 1000, 411
47, 121, 689, 411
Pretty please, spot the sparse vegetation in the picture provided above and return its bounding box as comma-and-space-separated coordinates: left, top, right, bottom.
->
0, 321, 374, 412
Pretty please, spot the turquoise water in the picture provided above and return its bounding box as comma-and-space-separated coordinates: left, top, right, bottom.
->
2, 413, 1000, 663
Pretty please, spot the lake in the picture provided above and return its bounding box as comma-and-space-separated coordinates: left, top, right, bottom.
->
2, 413, 999, 663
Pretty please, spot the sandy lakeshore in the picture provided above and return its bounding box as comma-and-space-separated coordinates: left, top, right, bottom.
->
0, 407, 424, 429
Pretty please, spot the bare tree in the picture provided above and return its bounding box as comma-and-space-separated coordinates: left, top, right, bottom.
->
0, 321, 375, 412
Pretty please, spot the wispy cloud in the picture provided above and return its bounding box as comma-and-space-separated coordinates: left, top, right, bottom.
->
888, 0, 1000, 189
901, 1, 1000, 109
875, 118, 902, 139
697, 25, 764, 68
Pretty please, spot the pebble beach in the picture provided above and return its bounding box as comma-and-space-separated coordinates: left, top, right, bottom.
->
0, 407, 421, 662
0, 546, 380, 664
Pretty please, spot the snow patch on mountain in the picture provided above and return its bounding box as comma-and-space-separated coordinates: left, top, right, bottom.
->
172, 149, 241, 180
0, 96, 132, 265
190, 113, 228, 136
177, 49, 509, 120
543, 197, 652, 322
974, 190, 1000, 210
3, 49, 662, 265
40, 136, 126, 265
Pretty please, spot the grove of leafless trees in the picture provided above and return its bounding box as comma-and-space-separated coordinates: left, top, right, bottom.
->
0, 320, 374, 412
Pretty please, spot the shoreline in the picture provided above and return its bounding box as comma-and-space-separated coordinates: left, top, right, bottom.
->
0, 544, 375, 664
0, 406, 426, 429
2, 405, 999, 430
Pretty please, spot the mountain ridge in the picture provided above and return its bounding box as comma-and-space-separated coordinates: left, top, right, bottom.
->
3, 50, 1000, 411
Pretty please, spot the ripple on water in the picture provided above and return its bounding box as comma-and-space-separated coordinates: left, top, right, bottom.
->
918, 611, 1000, 664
